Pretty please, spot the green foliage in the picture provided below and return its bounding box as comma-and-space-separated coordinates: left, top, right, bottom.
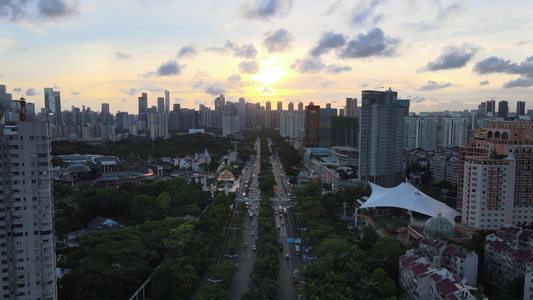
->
51, 132, 233, 162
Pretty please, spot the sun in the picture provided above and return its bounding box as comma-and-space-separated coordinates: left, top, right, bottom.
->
251, 58, 286, 86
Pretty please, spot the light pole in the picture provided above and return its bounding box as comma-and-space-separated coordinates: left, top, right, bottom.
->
229, 227, 239, 235
235, 211, 243, 218
297, 227, 307, 237
207, 279, 222, 285
293, 212, 302, 222
225, 254, 237, 262
343, 201, 347, 220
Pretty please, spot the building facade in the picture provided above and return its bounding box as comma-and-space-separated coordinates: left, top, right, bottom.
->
359, 88, 407, 187
458, 121, 533, 229
0, 120, 57, 299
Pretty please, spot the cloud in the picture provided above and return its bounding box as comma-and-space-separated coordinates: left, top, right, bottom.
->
119, 87, 140, 96
25, 88, 38, 96
225, 40, 257, 59
122, 98, 127, 103
0, 0, 80, 21
174, 97, 183, 103
239, 60, 260, 74
408, 96, 426, 103
479, 80, 490, 86
206, 40, 257, 59
71, 91, 80, 96
358, 83, 368, 87
310, 31, 346, 57
194, 71, 209, 79
340, 28, 401, 58
38, 0, 80, 19
176, 46, 197, 59
12, 87, 22, 93
227, 74, 242, 89
437, 2, 464, 20
421, 43, 480, 71
419, 80, 453, 91
291, 57, 351, 74
325, 64, 352, 74
144, 60, 185, 78
325, 0, 342, 15
193, 81, 205, 89
320, 81, 335, 88
205, 82, 226, 95
204, 46, 227, 54
116, 52, 131, 59
473, 56, 533, 78
291, 57, 324, 74
263, 29, 293, 53
503, 78, 533, 89
53, 83, 61, 90
240, 0, 293, 20
350, 0, 383, 26
518, 40, 532, 47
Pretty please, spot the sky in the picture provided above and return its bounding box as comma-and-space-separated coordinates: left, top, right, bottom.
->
1, 0, 533, 115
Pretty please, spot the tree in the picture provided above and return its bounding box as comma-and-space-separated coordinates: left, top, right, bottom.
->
52, 156, 63, 167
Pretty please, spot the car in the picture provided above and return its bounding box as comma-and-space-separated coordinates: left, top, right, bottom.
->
244, 242, 248, 248
285, 253, 290, 259
255, 237, 258, 242
252, 245, 256, 251
282, 222, 284, 226
251, 231, 254, 236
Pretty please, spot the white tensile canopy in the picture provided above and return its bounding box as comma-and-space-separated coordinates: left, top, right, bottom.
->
360, 182, 461, 224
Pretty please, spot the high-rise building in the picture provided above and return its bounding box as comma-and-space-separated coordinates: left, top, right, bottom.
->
100, 103, 112, 123
222, 116, 240, 136
164, 90, 170, 114
458, 120, 533, 229
298, 102, 303, 111
138, 92, 148, 124
319, 103, 337, 147
303, 105, 320, 147
0, 106, 57, 299
359, 88, 407, 187
517, 101, 526, 116
404, 116, 438, 150
442, 117, 469, 147
345, 98, 357, 118
288, 102, 294, 111
280, 111, 305, 139
238, 98, 246, 130
266, 101, 271, 111
398, 99, 411, 117
44, 87, 61, 124
331, 116, 358, 147
487, 100, 496, 116
277, 101, 282, 111
157, 97, 164, 114
498, 100, 508, 118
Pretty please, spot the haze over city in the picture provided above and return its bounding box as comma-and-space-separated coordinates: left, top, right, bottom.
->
1, 0, 533, 114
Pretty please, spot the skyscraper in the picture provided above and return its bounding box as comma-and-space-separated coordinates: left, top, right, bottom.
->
288, 102, 294, 111
498, 100, 508, 118
298, 102, 303, 111
277, 101, 282, 111
164, 90, 170, 114
359, 88, 407, 187
303, 105, 320, 147
517, 101, 526, 116
44, 88, 61, 124
487, 100, 496, 116
345, 97, 357, 118
138, 92, 148, 124
157, 97, 164, 114
0, 103, 57, 299
319, 103, 337, 147
266, 101, 271, 111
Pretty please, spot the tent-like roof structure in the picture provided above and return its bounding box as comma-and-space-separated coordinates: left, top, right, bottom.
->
361, 182, 461, 224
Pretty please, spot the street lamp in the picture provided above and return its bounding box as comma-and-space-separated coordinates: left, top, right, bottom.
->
293, 212, 302, 222
235, 211, 243, 218
297, 227, 307, 237
207, 279, 222, 285
229, 227, 239, 235
225, 254, 237, 262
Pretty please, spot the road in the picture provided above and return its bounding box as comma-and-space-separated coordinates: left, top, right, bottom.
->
228, 138, 261, 300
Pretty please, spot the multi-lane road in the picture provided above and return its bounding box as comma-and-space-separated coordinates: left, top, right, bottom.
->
227, 138, 314, 300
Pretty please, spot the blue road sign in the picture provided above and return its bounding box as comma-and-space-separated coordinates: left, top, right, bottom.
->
295, 238, 302, 243
287, 238, 294, 243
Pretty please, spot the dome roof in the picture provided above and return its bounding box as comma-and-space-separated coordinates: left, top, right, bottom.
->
66, 164, 91, 174
424, 211, 454, 238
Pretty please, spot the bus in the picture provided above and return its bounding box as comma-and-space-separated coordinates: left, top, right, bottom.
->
295, 245, 301, 256
283, 208, 288, 215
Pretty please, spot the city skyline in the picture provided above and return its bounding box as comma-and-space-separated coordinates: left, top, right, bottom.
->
1, 1, 532, 114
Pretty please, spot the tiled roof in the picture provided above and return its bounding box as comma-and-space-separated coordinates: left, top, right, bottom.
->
511, 248, 533, 262
400, 255, 419, 268
519, 229, 533, 240
443, 245, 457, 255
411, 262, 431, 277
486, 239, 509, 251
435, 278, 460, 296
